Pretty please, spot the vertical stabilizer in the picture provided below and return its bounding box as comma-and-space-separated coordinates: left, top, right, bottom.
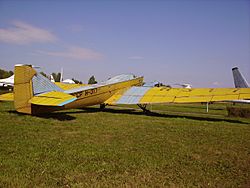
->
232, 67, 249, 88
14, 65, 63, 114
14, 65, 36, 114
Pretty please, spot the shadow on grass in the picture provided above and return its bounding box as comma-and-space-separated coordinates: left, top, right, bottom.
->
8, 107, 249, 124
83, 107, 249, 125
8, 110, 76, 121
164, 104, 225, 111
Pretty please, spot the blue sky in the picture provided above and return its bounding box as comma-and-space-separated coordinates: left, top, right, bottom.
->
0, 0, 249, 87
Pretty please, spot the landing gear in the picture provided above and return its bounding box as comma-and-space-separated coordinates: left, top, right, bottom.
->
137, 104, 151, 113
100, 103, 106, 110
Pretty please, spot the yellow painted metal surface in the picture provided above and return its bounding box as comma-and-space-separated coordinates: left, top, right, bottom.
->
29, 91, 76, 106
14, 65, 36, 114
55, 82, 86, 90
65, 77, 144, 109
107, 87, 250, 105
12, 64, 250, 115
140, 88, 250, 104
0, 93, 14, 101
104, 88, 128, 104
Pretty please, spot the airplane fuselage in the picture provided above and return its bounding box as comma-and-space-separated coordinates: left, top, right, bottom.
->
65, 76, 144, 108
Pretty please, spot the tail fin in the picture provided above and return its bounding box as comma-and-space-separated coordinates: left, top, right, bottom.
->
14, 64, 63, 114
232, 67, 249, 88
14, 64, 36, 114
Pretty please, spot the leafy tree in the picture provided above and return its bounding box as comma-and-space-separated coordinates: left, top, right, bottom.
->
72, 78, 82, 84
56, 73, 61, 82
40, 72, 48, 78
51, 72, 61, 82
0, 69, 13, 79
88, 75, 97, 84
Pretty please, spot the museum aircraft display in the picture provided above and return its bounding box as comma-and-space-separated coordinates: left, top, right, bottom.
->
232, 67, 249, 88
174, 83, 192, 89
0, 64, 250, 115
50, 68, 76, 84
230, 67, 250, 104
0, 75, 14, 88
0, 72, 82, 92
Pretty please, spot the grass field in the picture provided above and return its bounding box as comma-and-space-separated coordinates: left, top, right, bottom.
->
0, 102, 250, 187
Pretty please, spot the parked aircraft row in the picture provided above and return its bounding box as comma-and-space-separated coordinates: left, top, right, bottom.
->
0, 75, 14, 87
0, 64, 249, 115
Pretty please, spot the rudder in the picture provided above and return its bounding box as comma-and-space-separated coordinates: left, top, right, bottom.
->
232, 67, 249, 88
14, 64, 36, 114
14, 64, 64, 114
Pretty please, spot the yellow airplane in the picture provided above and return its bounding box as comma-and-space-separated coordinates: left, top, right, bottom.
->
0, 64, 250, 115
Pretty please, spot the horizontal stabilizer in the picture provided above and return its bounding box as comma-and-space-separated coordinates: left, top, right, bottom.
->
106, 87, 250, 105
29, 91, 76, 106
0, 93, 14, 101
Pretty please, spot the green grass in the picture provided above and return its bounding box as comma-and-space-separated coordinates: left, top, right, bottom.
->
0, 102, 250, 187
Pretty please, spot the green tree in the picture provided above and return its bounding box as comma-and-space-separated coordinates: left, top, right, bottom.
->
88, 75, 97, 84
40, 72, 48, 78
72, 78, 82, 84
0, 69, 13, 79
51, 72, 61, 82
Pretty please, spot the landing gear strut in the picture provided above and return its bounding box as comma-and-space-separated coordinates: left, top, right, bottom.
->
137, 104, 151, 113
100, 103, 106, 110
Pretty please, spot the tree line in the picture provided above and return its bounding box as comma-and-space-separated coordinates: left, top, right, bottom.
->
0, 68, 98, 84
0, 69, 13, 79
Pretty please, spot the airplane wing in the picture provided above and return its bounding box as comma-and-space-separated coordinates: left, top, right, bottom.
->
54, 82, 86, 90
0, 93, 14, 101
29, 91, 76, 106
105, 87, 250, 105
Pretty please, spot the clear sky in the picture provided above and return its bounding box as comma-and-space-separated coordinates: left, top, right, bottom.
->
0, 0, 249, 87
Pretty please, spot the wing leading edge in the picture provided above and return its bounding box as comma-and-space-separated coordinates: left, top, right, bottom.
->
105, 87, 250, 105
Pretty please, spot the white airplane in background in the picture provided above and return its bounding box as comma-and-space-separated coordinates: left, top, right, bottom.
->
62, 79, 76, 84
0, 75, 14, 88
143, 81, 191, 88
50, 68, 76, 84
174, 83, 192, 89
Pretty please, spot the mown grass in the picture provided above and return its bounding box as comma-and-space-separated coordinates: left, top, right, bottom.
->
0, 102, 250, 187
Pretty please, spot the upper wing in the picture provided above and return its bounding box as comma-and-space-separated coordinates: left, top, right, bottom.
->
0, 92, 14, 101
105, 87, 250, 105
29, 91, 76, 106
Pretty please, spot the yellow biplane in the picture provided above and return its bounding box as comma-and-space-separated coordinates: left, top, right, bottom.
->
0, 64, 250, 115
